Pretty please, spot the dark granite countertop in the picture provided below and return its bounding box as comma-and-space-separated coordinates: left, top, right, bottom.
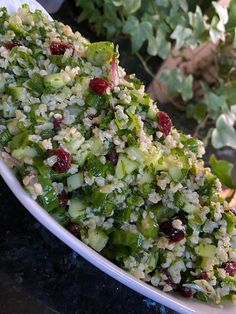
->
0, 1, 235, 314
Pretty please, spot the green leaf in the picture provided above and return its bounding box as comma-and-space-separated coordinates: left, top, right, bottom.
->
123, 16, 153, 52
186, 103, 208, 123
188, 6, 206, 40
147, 30, 171, 58
211, 107, 236, 149
171, 25, 192, 50
160, 69, 193, 101
209, 155, 235, 188
181, 74, 193, 101
123, 0, 141, 14
207, 92, 227, 119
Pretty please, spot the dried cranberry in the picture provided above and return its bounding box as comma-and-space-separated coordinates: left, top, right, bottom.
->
90, 77, 110, 95
52, 148, 72, 173
67, 222, 80, 238
198, 272, 208, 280
157, 111, 172, 137
49, 41, 74, 55
180, 286, 193, 298
53, 116, 63, 129
160, 221, 185, 243
106, 150, 118, 165
88, 114, 96, 120
164, 270, 174, 286
58, 190, 68, 208
224, 262, 236, 276
4, 39, 21, 50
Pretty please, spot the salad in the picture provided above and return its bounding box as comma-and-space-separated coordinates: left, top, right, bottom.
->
0, 5, 236, 304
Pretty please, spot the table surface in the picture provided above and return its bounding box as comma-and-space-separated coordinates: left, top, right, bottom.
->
1, 1, 236, 314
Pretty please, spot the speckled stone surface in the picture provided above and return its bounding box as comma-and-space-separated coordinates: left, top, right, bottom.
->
0, 1, 235, 314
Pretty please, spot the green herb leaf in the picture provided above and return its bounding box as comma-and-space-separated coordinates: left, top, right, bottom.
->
209, 154, 235, 188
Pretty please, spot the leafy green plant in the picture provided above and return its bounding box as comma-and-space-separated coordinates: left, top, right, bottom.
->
74, 0, 236, 188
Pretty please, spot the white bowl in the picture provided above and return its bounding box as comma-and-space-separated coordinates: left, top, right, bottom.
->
1, 159, 235, 314
0, 1, 236, 313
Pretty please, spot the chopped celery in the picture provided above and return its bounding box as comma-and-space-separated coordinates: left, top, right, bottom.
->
12, 146, 37, 160
87, 228, 108, 252
25, 73, 44, 96
90, 189, 107, 208
147, 249, 159, 273
8, 15, 27, 36
38, 176, 59, 212
127, 195, 144, 208
149, 204, 175, 223
5, 85, 25, 101
86, 41, 114, 66
115, 154, 139, 179
0, 128, 12, 146
68, 197, 86, 220
67, 172, 84, 192
223, 212, 236, 233
9, 132, 29, 150
43, 72, 71, 91
137, 216, 159, 238
195, 243, 216, 258
111, 229, 143, 251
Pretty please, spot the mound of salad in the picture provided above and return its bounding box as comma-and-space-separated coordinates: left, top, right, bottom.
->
0, 5, 236, 304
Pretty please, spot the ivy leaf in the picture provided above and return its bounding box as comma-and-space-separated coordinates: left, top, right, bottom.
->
188, 6, 206, 40
112, 0, 141, 14
207, 92, 227, 119
210, 2, 228, 43
212, 1, 228, 25
209, 155, 235, 188
186, 103, 208, 123
160, 69, 193, 101
171, 25, 192, 50
147, 30, 171, 58
181, 74, 193, 101
123, 0, 141, 14
211, 106, 236, 149
123, 16, 153, 52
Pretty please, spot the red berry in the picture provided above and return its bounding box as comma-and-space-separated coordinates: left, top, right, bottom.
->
157, 111, 172, 137
164, 270, 174, 286
58, 190, 68, 207
180, 286, 193, 298
224, 262, 236, 276
106, 150, 118, 165
67, 222, 80, 238
160, 221, 185, 243
90, 77, 110, 95
198, 272, 208, 280
4, 39, 21, 50
49, 41, 74, 55
53, 116, 63, 129
52, 148, 72, 173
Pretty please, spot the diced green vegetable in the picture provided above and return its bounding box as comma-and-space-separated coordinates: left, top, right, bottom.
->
87, 228, 108, 252
111, 229, 143, 251
11, 146, 38, 160
67, 172, 84, 192
5, 85, 25, 101
115, 154, 139, 179
195, 243, 216, 258
43, 72, 71, 91
25, 73, 44, 96
86, 41, 114, 66
137, 216, 159, 238
0, 128, 12, 146
68, 197, 86, 220
38, 176, 59, 212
